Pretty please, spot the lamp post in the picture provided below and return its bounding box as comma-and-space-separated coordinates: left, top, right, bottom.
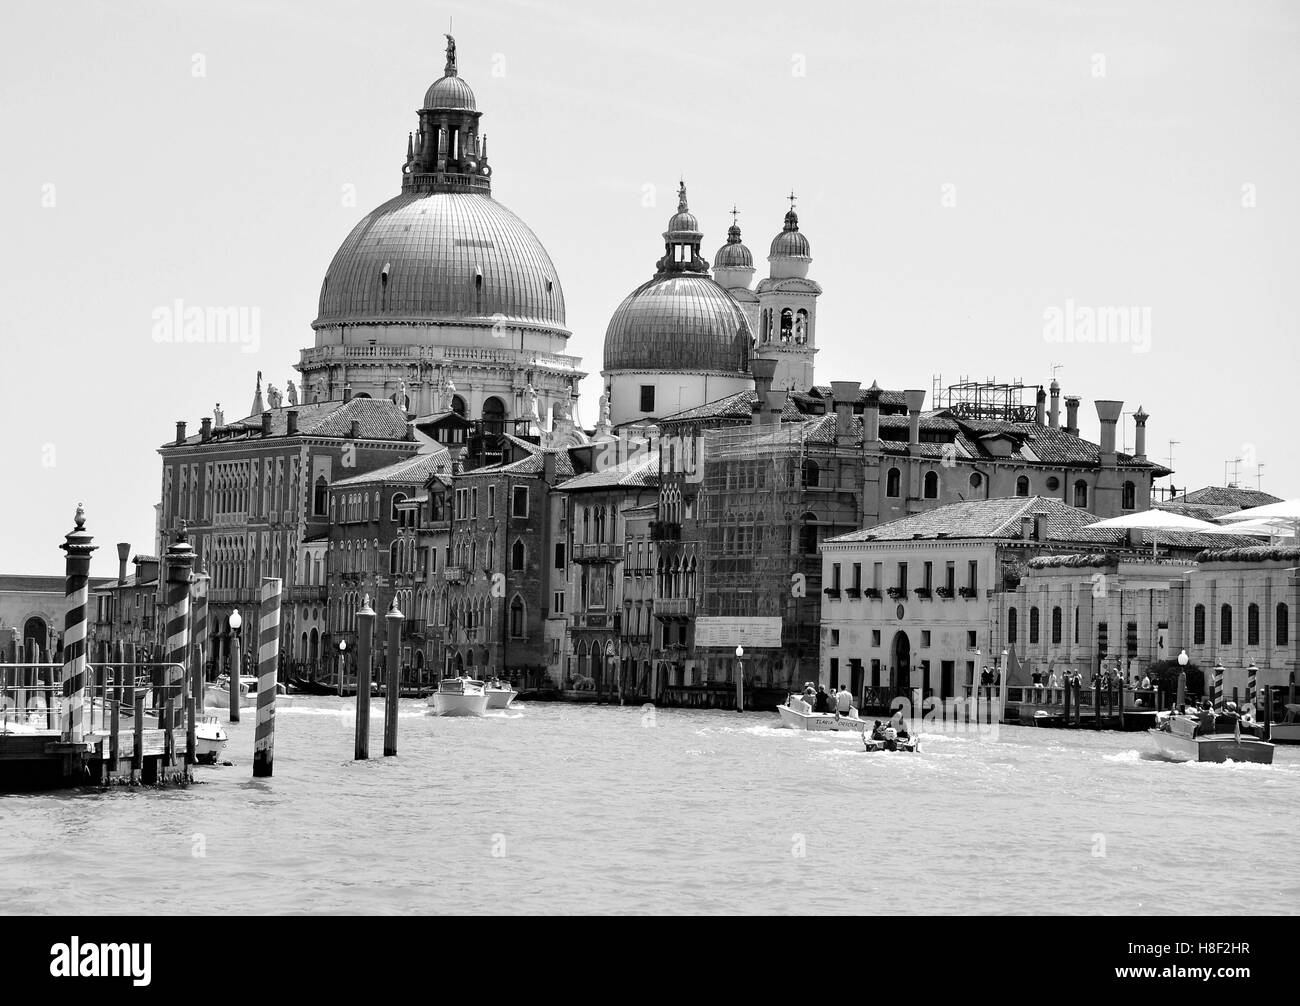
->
228, 608, 242, 723
735, 644, 745, 713
1177, 648, 1189, 711
337, 639, 347, 697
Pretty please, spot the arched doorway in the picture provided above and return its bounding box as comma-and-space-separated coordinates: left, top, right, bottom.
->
22, 617, 48, 658
309, 627, 319, 663
453, 651, 464, 674
891, 631, 911, 693
450, 394, 467, 417
482, 396, 506, 436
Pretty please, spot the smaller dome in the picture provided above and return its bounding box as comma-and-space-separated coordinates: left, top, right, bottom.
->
714, 222, 753, 269
424, 74, 476, 111
770, 208, 811, 258
664, 181, 702, 239
668, 209, 699, 233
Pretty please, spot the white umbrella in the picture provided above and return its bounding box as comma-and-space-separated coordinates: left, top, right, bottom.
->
1203, 518, 1295, 539
1084, 510, 1221, 558
1216, 499, 1300, 539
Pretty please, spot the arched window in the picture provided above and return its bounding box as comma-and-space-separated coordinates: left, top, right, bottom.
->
1015, 475, 1029, 497
1073, 480, 1088, 509
1051, 606, 1062, 645
779, 308, 793, 342
450, 394, 467, 417
1279, 604, 1290, 646
795, 308, 809, 345
801, 459, 819, 489
314, 476, 328, 516
923, 471, 939, 499
1029, 606, 1040, 644
1220, 604, 1233, 645
390, 492, 407, 524
1248, 603, 1260, 645
760, 309, 770, 344
799, 512, 818, 555
886, 467, 901, 498
1008, 607, 1018, 644
510, 596, 525, 637
1194, 604, 1206, 645
1122, 481, 1136, 510
511, 540, 525, 571
486, 538, 495, 572
389, 541, 399, 576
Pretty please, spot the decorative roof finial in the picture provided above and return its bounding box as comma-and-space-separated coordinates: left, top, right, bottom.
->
788, 190, 797, 211
444, 34, 457, 76
730, 205, 740, 227
677, 180, 689, 213
74, 503, 86, 530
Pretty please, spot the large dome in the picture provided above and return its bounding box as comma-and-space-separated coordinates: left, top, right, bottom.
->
603, 275, 752, 373
314, 192, 567, 335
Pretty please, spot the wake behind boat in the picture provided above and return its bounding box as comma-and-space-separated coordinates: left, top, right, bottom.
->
427, 677, 489, 717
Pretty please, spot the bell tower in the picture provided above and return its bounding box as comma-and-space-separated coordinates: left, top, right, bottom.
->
753, 194, 820, 394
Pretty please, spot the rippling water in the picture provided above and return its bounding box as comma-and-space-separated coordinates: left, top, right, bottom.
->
3, 699, 1298, 915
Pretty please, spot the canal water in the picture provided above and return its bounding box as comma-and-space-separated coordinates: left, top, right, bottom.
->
3, 700, 1298, 915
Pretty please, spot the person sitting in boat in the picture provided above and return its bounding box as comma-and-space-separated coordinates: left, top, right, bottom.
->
889, 708, 910, 739
870, 720, 886, 741
882, 722, 898, 751
835, 684, 854, 717
1194, 700, 1216, 737
813, 686, 832, 713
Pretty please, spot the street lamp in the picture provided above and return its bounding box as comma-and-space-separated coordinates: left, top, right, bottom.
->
735, 645, 745, 713
1176, 648, 1189, 712
227, 609, 243, 723
338, 639, 347, 697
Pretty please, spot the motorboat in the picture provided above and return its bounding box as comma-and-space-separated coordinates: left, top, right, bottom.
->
203, 674, 292, 709
483, 681, 518, 710
863, 734, 920, 753
1149, 713, 1274, 764
775, 694, 865, 732
193, 715, 228, 764
1268, 703, 1300, 745
427, 677, 489, 718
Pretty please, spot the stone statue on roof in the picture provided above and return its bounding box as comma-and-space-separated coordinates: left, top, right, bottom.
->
213, 403, 224, 426
524, 383, 540, 422
286, 380, 298, 407
267, 383, 282, 409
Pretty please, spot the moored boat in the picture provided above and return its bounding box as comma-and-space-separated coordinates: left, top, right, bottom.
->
1149, 713, 1274, 764
775, 694, 865, 732
427, 677, 489, 717
193, 715, 228, 764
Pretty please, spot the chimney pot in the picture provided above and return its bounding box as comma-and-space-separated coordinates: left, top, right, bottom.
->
1095, 400, 1123, 457
1035, 388, 1047, 426
261, 411, 272, 437
349, 419, 361, 440
829, 381, 861, 441
175, 420, 187, 445
1049, 380, 1061, 429
343, 384, 353, 404
287, 410, 299, 436
116, 542, 131, 586
200, 417, 213, 442
904, 389, 926, 448
1064, 396, 1080, 437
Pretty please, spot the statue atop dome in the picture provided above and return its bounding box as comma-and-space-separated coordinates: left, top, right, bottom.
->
444, 34, 457, 76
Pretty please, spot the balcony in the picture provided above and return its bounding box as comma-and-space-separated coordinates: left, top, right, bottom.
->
572, 612, 622, 632
571, 542, 625, 563
444, 566, 466, 584
654, 597, 695, 619
886, 586, 907, 600
649, 520, 681, 542
913, 588, 932, 600
823, 587, 842, 599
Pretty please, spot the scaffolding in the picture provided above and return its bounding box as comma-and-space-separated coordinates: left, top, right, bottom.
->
931, 375, 1036, 424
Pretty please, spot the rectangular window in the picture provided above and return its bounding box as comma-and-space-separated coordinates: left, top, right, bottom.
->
967, 560, 978, 591
512, 486, 529, 518
872, 562, 882, 589
829, 657, 839, 688
967, 630, 977, 649
945, 562, 956, 594
830, 629, 840, 647
553, 591, 565, 614
871, 629, 881, 647
488, 485, 496, 517
870, 659, 881, 689
471, 487, 478, 517
831, 563, 841, 590
640, 385, 655, 412
923, 561, 933, 591
921, 630, 931, 647
897, 562, 908, 591
554, 543, 565, 569
852, 563, 862, 590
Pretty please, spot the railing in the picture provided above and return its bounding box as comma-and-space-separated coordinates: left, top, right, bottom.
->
654, 598, 695, 618
299, 344, 584, 372
444, 566, 466, 583
1, 663, 187, 735
571, 542, 625, 563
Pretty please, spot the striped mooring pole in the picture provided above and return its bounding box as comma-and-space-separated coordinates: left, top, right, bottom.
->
1247, 662, 1258, 715
191, 567, 210, 710
164, 526, 196, 763
254, 577, 283, 778
355, 596, 376, 760
1212, 661, 1225, 709
384, 597, 403, 757
60, 504, 97, 744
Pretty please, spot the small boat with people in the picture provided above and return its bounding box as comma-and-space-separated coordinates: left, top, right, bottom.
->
1149, 700, 1274, 764
484, 678, 518, 710
205, 674, 260, 709
1269, 703, 1300, 745
776, 684, 865, 732
427, 676, 489, 718
862, 715, 920, 752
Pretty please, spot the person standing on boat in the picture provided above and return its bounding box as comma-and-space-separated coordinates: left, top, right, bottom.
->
813, 686, 831, 713
835, 683, 854, 716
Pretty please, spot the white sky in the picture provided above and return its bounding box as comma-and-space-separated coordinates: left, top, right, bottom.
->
1, 0, 1297, 575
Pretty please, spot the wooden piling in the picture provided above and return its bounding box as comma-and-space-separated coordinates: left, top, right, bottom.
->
355, 596, 375, 760
384, 598, 403, 757
132, 692, 144, 779
163, 527, 195, 765
229, 625, 242, 724
1264, 685, 1273, 742
191, 571, 209, 711
185, 696, 196, 766
109, 697, 120, 774
253, 578, 282, 778
1094, 677, 1102, 730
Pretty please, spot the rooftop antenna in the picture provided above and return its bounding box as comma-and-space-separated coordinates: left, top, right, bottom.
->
1050, 362, 1064, 382
1255, 462, 1265, 491
1224, 457, 1242, 488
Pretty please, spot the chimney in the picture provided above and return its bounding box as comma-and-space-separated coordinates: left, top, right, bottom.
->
1064, 396, 1080, 436
287, 410, 299, 436
1020, 516, 1035, 541
829, 380, 861, 444
863, 381, 882, 446
1095, 400, 1123, 459
116, 542, 131, 586
200, 417, 213, 442
175, 420, 187, 445
405, 421, 416, 442
763, 389, 789, 425
1049, 379, 1061, 429
904, 389, 926, 449
1035, 387, 1047, 426
750, 359, 777, 425
349, 419, 361, 440
343, 384, 353, 404
1133, 406, 1149, 459
543, 451, 557, 483
261, 411, 272, 437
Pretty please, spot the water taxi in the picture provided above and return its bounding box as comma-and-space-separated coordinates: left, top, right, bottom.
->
484, 681, 518, 710
205, 674, 259, 709
427, 677, 489, 717
1149, 713, 1274, 764
1269, 703, 1300, 745
775, 694, 865, 732
193, 715, 228, 763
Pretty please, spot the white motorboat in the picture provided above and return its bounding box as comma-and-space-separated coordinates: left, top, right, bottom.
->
427, 677, 489, 717
484, 682, 518, 710
1149, 714, 1274, 764
193, 715, 228, 763
1268, 703, 1300, 745
205, 674, 259, 709
775, 695, 866, 732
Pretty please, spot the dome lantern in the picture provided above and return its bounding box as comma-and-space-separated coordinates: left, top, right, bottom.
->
655, 181, 708, 276
405, 35, 490, 196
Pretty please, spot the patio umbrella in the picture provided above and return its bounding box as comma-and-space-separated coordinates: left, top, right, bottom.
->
1216, 499, 1300, 539
1084, 510, 1221, 558
1203, 518, 1295, 539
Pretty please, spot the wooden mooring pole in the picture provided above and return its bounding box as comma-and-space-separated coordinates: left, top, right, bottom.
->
163, 526, 195, 766
355, 596, 375, 760
60, 503, 97, 745
132, 691, 144, 780
253, 577, 282, 778
384, 598, 403, 757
